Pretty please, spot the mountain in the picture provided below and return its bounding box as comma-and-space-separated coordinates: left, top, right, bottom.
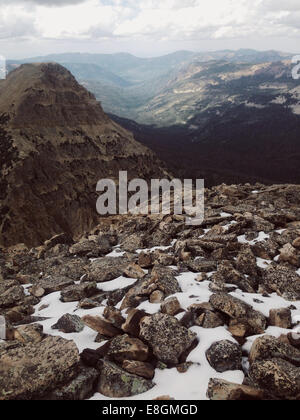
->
0, 63, 168, 247
109, 59, 300, 186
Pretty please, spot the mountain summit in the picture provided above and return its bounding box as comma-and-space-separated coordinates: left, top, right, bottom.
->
0, 63, 167, 247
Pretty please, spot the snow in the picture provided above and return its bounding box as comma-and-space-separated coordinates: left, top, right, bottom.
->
238, 231, 270, 245
27, 254, 300, 401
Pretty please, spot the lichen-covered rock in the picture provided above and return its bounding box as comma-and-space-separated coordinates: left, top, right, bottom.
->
139, 313, 197, 365
13, 323, 45, 344
209, 293, 267, 336
249, 358, 300, 399
60, 282, 98, 302
120, 277, 156, 310
97, 360, 154, 398
249, 335, 300, 367
82, 315, 121, 337
47, 366, 99, 400
87, 257, 128, 283
0, 285, 25, 309
150, 266, 181, 296
107, 334, 149, 363
52, 314, 85, 333
263, 265, 300, 301
103, 306, 125, 329
206, 340, 242, 373
207, 378, 265, 400
0, 336, 79, 400
123, 263, 146, 279
32, 276, 74, 296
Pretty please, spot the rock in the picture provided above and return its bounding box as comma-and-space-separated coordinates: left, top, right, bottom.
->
139, 313, 197, 365
97, 360, 154, 398
263, 265, 300, 301
32, 276, 74, 296
0, 336, 79, 400
279, 243, 300, 267
0, 286, 25, 309
60, 282, 98, 302
30, 285, 46, 298
161, 297, 182, 316
122, 360, 155, 380
123, 263, 146, 279
236, 246, 258, 277
82, 315, 121, 338
103, 307, 125, 329
213, 261, 256, 293
69, 240, 108, 258
269, 308, 292, 329
121, 309, 147, 337
181, 303, 224, 329
80, 342, 111, 368
78, 294, 107, 309
150, 266, 181, 296
207, 378, 265, 400
249, 335, 300, 367
138, 252, 153, 269
249, 358, 300, 399
120, 277, 156, 310
185, 260, 217, 273
206, 340, 242, 373
122, 234, 145, 252
210, 293, 267, 336
87, 257, 128, 283
47, 366, 99, 400
52, 314, 85, 333
13, 324, 44, 344
149, 290, 164, 303
107, 334, 149, 363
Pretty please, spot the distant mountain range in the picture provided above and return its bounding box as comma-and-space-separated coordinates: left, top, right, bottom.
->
7, 49, 300, 186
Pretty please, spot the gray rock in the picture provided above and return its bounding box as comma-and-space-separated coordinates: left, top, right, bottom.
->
249, 358, 300, 399
52, 314, 85, 333
0, 336, 79, 400
60, 282, 98, 302
139, 313, 197, 365
263, 265, 300, 301
97, 360, 154, 398
207, 378, 265, 400
206, 340, 242, 373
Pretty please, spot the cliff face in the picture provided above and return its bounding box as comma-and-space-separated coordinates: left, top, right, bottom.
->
0, 63, 167, 247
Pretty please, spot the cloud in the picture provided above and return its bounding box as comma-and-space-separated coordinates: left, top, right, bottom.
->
1, 0, 300, 57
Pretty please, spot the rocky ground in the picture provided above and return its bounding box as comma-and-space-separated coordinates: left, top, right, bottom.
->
1, 183, 300, 400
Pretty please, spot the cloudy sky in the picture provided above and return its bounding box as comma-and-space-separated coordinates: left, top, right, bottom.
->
1, 0, 300, 58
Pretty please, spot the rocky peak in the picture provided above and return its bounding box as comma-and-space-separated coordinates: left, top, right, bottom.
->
0, 63, 168, 247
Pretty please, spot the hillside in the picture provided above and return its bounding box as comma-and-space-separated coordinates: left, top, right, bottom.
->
0, 63, 167, 247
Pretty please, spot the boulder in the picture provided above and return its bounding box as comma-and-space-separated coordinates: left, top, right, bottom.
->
279, 243, 300, 267
249, 358, 300, 399
52, 314, 85, 333
207, 378, 265, 401
139, 313, 197, 365
210, 293, 267, 336
249, 335, 300, 367
60, 282, 98, 302
0, 336, 79, 400
97, 360, 154, 398
107, 334, 149, 363
263, 265, 300, 301
206, 340, 242, 373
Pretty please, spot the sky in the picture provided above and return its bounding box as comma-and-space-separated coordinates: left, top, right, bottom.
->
0, 0, 300, 59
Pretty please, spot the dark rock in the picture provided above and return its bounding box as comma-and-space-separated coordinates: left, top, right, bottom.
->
52, 314, 85, 333
206, 340, 242, 373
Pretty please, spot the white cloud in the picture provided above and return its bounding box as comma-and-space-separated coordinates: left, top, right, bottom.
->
1, 0, 300, 57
